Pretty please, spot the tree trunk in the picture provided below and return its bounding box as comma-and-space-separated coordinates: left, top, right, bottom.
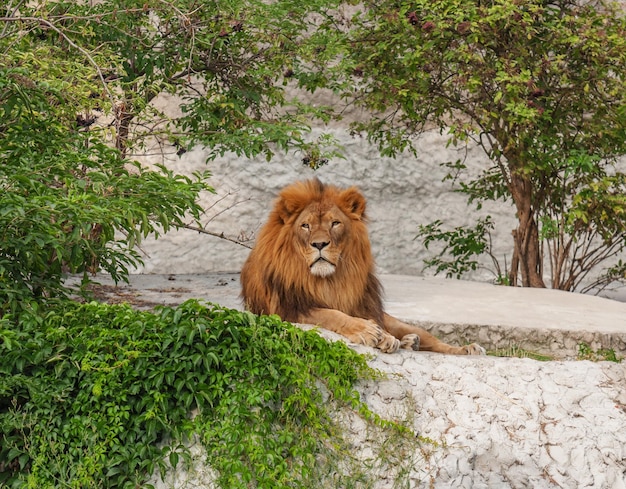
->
115, 100, 134, 159
509, 173, 546, 288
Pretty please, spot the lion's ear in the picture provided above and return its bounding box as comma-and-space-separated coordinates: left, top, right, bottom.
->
273, 198, 292, 224
275, 194, 305, 223
338, 187, 367, 219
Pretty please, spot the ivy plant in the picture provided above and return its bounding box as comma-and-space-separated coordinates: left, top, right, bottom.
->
0, 300, 417, 489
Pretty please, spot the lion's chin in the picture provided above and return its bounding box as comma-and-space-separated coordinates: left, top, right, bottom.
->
310, 259, 336, 277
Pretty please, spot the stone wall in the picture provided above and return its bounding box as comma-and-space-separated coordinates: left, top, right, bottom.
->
134, 124, 516, 282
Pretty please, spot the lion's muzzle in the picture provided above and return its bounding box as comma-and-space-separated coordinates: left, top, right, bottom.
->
310, 256, 336, 277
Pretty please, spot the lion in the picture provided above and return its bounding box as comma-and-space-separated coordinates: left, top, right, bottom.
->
240, 179, 485, 355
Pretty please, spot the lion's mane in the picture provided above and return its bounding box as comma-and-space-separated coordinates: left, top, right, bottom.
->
241, 179, 385, 325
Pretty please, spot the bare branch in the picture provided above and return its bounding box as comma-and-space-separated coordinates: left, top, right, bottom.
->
183, 224, 253, 249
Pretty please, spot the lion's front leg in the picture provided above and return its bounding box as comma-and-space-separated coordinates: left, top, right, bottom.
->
299, 308, 399, 353
383, 313, 485, 355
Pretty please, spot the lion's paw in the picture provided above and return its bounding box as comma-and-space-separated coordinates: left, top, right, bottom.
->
457, 343, 486, 356
378, 332, 400, 353
400, 334, 420, 351
345, 319, 383, 348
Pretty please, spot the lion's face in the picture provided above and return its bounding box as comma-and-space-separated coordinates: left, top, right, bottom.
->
295, 203, 349, 278
241, 179, 381, 323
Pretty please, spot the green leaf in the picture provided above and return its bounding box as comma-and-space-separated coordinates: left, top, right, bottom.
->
169, 450, 179, 469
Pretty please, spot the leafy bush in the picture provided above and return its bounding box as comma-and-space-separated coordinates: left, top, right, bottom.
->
0, 68, 212, 314
0, 300, 402, 489
417, 217, 504, 281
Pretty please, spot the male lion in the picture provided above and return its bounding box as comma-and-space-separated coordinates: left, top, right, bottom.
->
241, 179, 485, 355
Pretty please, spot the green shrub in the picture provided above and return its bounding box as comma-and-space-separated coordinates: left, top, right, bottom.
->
0, 300, 402, 489
0, 68, 212, 314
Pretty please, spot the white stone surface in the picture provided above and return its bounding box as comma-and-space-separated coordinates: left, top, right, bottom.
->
350, 346, 626, 489
145, 327, 626, 489
148, 348, 626, 489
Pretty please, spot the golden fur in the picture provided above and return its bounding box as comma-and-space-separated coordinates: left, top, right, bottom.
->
241, 179, 485, 355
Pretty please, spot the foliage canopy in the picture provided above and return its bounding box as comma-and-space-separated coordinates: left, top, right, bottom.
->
0, 0, 348, 311
338, 0, 626, 290
1, 0, 343, 160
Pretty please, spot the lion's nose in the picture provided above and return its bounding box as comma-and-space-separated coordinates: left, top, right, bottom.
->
311, 241, 329, 250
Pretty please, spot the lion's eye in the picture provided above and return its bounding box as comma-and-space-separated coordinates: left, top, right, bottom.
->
331, 221, 341, 228
301, 223, 310, 230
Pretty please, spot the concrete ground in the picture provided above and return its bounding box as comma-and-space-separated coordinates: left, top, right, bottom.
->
87, 273, 626, 359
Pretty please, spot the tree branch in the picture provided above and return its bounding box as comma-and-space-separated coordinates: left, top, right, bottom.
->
182, 224, 253, 249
